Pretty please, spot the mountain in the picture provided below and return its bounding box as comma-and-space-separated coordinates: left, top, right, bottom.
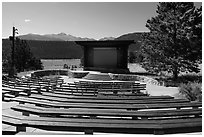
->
18, 33, 63, 41
44, 32, 96, 41
18, 33, 96, 41
99, 37, 115, 41
17, 32, 144, 42
116, 32, 143, 42
3, 32, 146, 59
2, 39, 83, 59
115, 32, 144, 51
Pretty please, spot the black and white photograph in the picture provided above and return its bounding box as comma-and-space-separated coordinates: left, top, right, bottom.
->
2, 1, 202, 135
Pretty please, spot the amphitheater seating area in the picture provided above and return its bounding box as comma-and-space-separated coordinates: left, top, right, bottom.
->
2, 75, 202, 135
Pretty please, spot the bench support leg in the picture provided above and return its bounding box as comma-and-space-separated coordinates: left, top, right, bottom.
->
90, 116, 97, 119
132, 116, 138, 120
195, 114, 200, 118
84, 129, 93, 135
141, 117, 148, 120
27, 90, 31, 96
2, 94, 5, 101
154, 129, 164, 135
16, 126, 26, 132
113, 91, 118, 95
37, 88, 42, 94
14, 92, 19, 97
22, 111, 30, 116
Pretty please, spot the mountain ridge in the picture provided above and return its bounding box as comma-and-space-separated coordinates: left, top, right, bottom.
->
3, 32, 145, 59
18, 32, 97, 41
17, 32, 144, 42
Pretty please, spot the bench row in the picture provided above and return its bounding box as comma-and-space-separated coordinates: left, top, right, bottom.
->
11, 104, 202, 120
11, 96, 201, 110
3, 113, 202, 135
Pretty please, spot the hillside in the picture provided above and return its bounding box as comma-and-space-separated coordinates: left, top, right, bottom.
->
2, 32, 144, 59
2, 39, 83, 59
18, 33, 96, 41
115, 32, 143, 51
18, 33, 64, 41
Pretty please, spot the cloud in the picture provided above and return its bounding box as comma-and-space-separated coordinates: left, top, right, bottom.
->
24, 19, 31, 22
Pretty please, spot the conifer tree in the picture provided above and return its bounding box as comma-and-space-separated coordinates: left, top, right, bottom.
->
141, 2, 202, 79
3, 38, 43, 74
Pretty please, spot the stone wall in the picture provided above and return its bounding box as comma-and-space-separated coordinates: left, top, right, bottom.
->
31, 69, 69, 77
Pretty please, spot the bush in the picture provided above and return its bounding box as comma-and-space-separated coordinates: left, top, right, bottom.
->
156, 74, 202, 87
179, 82, 202, 102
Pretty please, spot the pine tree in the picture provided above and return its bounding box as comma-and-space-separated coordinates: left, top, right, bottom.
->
3, 38, 43, 73
141, 2, 202, 79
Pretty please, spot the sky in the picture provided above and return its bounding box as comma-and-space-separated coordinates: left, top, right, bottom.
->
2, 2, 202, 40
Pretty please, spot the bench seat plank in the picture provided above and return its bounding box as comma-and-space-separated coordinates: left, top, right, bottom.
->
41, 92, 174, 100
29, 94, 189, 104
11, 104, 202, 118
2, 114, 202, 134
2, 87, 23, 92
51, 90, 146, 96
10, 97, 202, 110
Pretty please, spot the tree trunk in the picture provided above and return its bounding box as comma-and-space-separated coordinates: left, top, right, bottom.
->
173, 66, 178, 80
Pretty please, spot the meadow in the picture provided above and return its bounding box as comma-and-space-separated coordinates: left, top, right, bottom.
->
41, 59, 81, 70
41, 59, 147, 73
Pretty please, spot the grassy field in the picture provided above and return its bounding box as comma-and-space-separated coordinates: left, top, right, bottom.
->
41, 59, 81, 70
41, 59, 147, 73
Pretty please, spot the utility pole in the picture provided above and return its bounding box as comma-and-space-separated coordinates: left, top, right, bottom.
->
9, 26, 18, 77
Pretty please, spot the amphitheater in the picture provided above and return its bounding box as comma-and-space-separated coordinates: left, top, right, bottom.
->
2, 69, 202, 135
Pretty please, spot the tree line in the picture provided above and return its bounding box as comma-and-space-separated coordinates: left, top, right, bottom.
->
2, 38, 43, 74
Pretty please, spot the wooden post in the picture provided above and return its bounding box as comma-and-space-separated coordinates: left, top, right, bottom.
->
9, 27, 17, 77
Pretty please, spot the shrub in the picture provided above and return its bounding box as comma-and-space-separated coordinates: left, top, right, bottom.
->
156, 74, 202, 87
179, 82, 202, 102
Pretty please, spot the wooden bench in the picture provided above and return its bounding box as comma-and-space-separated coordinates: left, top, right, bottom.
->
43, 82, 98, 96
52, 80, 147, 96
54, 90, 147, 97
2, 113, 202, 135
45, 88, 98, 96
58, 82, 97, 90
50, 86, 146, 97
98, 90, 147, 96
78, 81, 146, 95
10, 96, 202, 110
11, 104, 202, 120
39, 91, 175, 100
3, 86, 202, 135
2, 87, 24, 97
28, 94, 190, 104
91, 81, 145, 89
2, 90, 12, 101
